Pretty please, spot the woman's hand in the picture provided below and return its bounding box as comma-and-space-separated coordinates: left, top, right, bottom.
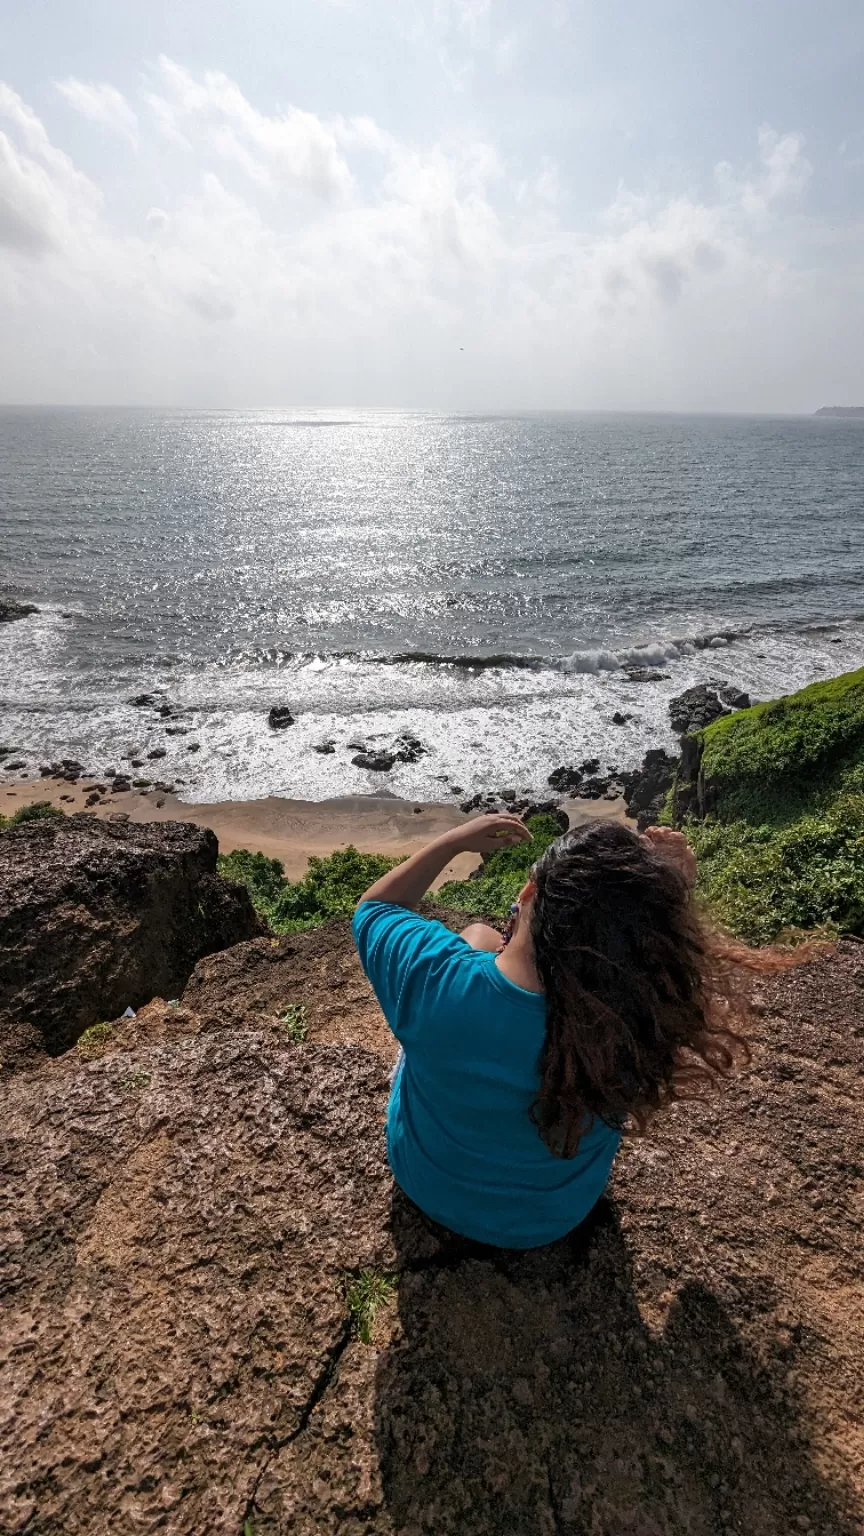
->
449, 813, 533, 855
355, 814, 532, 910
641, 825, 697, 886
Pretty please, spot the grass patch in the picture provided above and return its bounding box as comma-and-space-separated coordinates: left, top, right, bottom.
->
218, 845, 403, 934
697, 667, 864, 826
674, 669, 864, 944
76, 1021, 115, 1059
690, 793, 864, 946
280, 1003, 308, 1043
0, 800, 64, 831
436, 813, 564, 918
345, 1269, 396, 1344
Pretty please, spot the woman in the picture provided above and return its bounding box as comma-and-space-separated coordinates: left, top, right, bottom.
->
352, 812, 755, 1250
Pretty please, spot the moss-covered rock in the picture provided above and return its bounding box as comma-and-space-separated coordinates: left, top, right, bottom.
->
674, 668, 864, 825
671, 669, 864, 943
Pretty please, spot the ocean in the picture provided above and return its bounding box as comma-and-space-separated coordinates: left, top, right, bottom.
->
2, 406, 863, 803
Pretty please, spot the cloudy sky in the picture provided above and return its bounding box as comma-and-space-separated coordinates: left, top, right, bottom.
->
1, 0, 862, 410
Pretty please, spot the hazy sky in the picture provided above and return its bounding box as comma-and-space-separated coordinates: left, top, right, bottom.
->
1, 0, 862, 410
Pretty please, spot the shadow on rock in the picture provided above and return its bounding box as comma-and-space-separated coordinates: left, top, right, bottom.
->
375, 1191, 857, 1536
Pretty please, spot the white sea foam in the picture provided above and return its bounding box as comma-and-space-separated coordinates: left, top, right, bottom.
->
3, 611, 864, 805
561, 634, 704, 674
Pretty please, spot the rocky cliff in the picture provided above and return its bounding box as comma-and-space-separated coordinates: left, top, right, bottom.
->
0, 814, 261, 1074
1, 902, 863, 1534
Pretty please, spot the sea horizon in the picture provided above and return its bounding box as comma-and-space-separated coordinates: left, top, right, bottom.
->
3, 405, 863, 805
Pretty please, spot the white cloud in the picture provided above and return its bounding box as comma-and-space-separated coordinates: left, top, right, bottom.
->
439, 0, 492, 39
144, 57, 353, 200
0, 83, 101, 254
0, 129, 58, 252
715, 126, 812, 219
55, 79, 139, 147
0, 61, 857, 412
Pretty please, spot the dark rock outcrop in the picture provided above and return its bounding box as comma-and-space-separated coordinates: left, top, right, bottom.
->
669, 684, 730, 734
0, 815, 261, 1063
510, 799, 569, 832
353, 752, 396, 772
0, 600, 38, 623
624, 748, 679, 829
547, 765, 583, 792
717, 683, 751, 709
268, 705, 295, 729
394, 734, 428, 764
576, 775, 611, 799
625, 667, 669, 682
671, 731, 711, 823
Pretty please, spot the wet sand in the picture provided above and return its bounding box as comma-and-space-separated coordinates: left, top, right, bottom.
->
3, 776, 632, 885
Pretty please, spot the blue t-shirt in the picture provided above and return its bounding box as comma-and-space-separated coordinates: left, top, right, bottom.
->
352, 900, 621, 1249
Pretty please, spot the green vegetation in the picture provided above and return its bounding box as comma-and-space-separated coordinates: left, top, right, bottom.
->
0, 800, 64, 831
676, 670, 864, 945
690, 794, 864, 945
695, 668, 864, 824
436, 813, 564, 917
220, 817, 563, 933
280, 1003, 308, 1043
218, 845, 402, 934
77, 1021, 115, 1059
345, 1268, 396, 1344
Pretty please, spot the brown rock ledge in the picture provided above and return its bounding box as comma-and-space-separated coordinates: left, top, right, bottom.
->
0, 939, 862, 1534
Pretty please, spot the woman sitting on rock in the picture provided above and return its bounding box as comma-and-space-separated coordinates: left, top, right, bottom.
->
353, 814, 758, 1250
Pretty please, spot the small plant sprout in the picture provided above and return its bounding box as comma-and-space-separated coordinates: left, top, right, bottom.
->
120, 1071, 151, 1092
345, 1269, 396, 1345
280, 1003, 308, 1043
76, 1021, 115, 1059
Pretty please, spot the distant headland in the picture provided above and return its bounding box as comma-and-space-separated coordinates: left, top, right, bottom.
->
814, 406, 864, 418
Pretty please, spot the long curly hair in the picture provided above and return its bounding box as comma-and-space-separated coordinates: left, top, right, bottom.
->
528, 820, 798, 1158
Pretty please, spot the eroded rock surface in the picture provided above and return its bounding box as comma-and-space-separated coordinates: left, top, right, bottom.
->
0, 814, 260, 1064
1, 935, 863, 1534
669, 683, 730, 734
624, 747, 679, 829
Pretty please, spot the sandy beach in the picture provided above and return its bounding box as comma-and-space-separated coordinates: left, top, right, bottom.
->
3, 775, 631, 885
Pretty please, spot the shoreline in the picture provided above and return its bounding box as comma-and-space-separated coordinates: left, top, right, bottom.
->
3, 776, 631, 884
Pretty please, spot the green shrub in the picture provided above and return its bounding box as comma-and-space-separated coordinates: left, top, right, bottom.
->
0, 800, 64, 831
689, 793, 864, 946
218, 843, 402, 934
271, 846, 402, 929
218, 848, 287, 918
665, 669, 864, 945
698, 668, 864, 825
436, 813, 563, 918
